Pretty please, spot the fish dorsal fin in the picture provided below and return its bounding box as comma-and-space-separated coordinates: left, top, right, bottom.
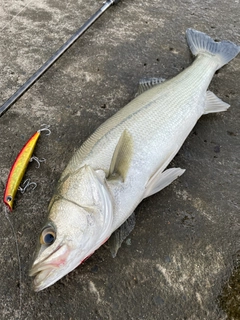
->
109, 129, 133, 181
136, 77, 166, 96
204, 90, 230, 114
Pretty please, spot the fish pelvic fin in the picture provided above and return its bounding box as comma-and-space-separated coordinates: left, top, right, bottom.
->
186, 28, 240, 69
108, 212, 136, 258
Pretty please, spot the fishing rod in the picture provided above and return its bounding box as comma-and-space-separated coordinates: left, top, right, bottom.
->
0, 0, 121, 117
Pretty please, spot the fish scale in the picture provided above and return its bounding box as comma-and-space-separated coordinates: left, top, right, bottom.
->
57, 56, 221, 233
57, 56, 229, 231
62, 56, 217, 178
30, 29, 240, 291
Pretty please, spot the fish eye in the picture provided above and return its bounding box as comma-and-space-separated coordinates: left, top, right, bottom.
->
40, 227, 56, 245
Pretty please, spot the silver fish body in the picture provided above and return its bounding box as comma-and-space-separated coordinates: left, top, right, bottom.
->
30, 29, 239, 291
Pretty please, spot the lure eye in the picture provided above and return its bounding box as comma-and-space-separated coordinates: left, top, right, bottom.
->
6, 196, 12, 202
40, 227, 56, 245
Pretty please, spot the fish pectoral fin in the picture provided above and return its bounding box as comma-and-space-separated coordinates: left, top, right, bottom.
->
204, 91, 230, 114
107, 212, 136, 258
143, 167, 185, 199
136, 77, 166, 96
109, 129, 134, 181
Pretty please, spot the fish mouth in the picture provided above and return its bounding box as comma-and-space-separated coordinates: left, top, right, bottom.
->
29, 244, 70, 291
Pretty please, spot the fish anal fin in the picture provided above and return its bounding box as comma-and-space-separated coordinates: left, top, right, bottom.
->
109, 130, 134, 181
136, 77, 166, 96
204, 91, 230, 114
143, 167, 185, 199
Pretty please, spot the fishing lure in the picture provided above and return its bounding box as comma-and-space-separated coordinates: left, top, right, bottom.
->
3, 126, 50, 210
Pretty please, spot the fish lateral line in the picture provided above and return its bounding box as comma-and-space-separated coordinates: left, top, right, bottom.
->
29, 29, 240, 291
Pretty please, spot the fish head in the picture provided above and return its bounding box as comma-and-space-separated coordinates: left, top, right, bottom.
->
29, 200, 95, 291
30, 166, 113, 291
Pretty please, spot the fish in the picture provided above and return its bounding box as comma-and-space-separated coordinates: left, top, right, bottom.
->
30, 29, 240, 291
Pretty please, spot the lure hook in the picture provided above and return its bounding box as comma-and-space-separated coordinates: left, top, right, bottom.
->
30, 156, 46, 169
18, 179, 37, 194
38, 124, 51, 136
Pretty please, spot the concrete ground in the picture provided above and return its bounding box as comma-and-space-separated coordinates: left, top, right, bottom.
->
0, 0, 239, 319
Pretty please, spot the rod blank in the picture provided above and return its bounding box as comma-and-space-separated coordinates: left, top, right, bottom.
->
0, 0, 120, 117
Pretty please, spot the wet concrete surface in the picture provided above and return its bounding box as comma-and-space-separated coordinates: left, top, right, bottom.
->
0, 0, 239, 319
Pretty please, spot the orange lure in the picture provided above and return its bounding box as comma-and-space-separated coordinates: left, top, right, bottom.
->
3, 126, 50, 210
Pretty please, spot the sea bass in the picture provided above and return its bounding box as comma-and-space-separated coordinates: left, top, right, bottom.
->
30, 29, 239, 291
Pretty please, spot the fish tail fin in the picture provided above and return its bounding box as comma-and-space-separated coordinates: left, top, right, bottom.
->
186, 28, 240, 69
